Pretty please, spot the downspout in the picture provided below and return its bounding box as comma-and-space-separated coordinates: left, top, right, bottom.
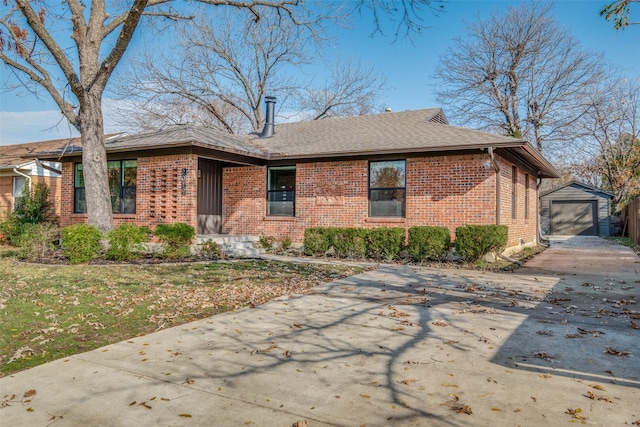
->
13, 168, 32, 211
13, 168, 32, 192
537, 177, 549, 246
488, 147, 501, 225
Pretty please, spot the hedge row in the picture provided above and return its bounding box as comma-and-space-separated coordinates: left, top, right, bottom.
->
303, 224, 508, 262
12, 222, 218, 264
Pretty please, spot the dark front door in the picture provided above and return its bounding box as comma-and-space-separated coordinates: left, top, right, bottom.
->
197, 158, 223, 234
551, 200, 598, 236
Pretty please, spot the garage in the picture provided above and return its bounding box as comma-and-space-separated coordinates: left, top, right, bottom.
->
550, 200, 597, 235
540, 182, 613, 237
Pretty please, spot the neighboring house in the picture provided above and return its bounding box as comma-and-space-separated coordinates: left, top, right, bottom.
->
34, 100, 559, 252
539, 181, 614, 237
0, 139, 68, 218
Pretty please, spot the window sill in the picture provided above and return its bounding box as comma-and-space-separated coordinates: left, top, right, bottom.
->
365, 217, 406, 223
264, 216, 296, 221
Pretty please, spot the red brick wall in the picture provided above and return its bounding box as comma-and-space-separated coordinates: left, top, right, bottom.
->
223, 153, 526, 244
56, 151, 540, 251
496, 157, 538, 248
0, 177, 13, 216
0, 175, 61, 220
60, 155, 198, 230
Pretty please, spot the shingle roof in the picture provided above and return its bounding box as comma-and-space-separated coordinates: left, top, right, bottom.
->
540, 181, 615, 198
103, 126, 264, 157
0, 137, 77, 168
23, 108, 560, 178
250, 108, 528, 157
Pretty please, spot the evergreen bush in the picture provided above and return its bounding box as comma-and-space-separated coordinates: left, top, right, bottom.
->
105, 224, 151, 261
154, 223, 195, 259
366, 227, 405, 261
407, 226, 451, 261
454, 225, 509, 262
332, 227, 368, 258
303, 228, 331, 256
62, 224, 103, 264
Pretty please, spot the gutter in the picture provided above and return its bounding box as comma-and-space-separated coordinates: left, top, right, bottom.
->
488, 147, 501, 225
13, 167, 32, 192
35, 158, 62, 175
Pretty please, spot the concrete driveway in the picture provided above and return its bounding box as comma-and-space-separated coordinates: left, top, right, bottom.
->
1, 237, 639, 426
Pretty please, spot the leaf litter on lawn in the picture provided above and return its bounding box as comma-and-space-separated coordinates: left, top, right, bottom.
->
0, 258, 362, 375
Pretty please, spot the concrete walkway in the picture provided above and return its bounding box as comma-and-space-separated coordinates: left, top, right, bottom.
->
1, 237, 639, 426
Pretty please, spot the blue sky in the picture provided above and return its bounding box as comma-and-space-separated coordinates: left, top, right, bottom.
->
0, 0, 638, 145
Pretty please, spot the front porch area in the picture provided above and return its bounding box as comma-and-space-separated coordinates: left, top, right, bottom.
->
196, 234, 264, 257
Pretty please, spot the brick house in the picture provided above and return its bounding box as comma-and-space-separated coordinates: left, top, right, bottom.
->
35, 101, 559, 252
0, 139, 66, 219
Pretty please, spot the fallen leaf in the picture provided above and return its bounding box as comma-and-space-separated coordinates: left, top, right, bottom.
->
630, 321, 640, 330
360, 394, 370, 399
178, 414, 192, 418
23, 390, 36, 398
397, 379, 418, 385
590, 384, 606, 391
139, 402, 152, 409
565, 408, 586, 421
26, 407, 33, 412
605, 346, 630, 356
456, 404, 473, 415
432, 320, 448, 327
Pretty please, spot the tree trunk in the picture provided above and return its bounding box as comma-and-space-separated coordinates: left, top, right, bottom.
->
79, 92, 113, 233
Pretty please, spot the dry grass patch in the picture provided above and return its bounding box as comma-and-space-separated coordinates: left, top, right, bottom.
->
0, 254, 362, 375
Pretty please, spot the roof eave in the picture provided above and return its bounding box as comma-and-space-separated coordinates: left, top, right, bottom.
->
264, 140, 524, 160
34, 139, 270, 162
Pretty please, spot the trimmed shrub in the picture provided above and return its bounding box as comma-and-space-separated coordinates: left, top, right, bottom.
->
105, 224, 151, 261
454, 225, 509, 262
332, 227, 368, 258
16, 222, 60, 262
407, 226, 451, 261
62, 224, 103, 264
366, 227, 405, 261
280, 237, 293, 251
304, 228, 331, 256
154, 223, 195, 259
199, 239, 221, 260
259, 234, 276, 250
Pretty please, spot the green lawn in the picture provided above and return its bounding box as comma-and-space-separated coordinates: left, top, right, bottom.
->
0, 255, 362, 376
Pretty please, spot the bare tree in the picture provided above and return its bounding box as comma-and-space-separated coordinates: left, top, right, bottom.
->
298, 58, 387, 120
0, 0, 313, 232
433, 2, 604, 156
569, 77, 640, 210
355, 0, 446, 39
113, 7, 312, 134
0, 0, 441, 231
601, 0, 640, 29
113, 9, 386, 133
